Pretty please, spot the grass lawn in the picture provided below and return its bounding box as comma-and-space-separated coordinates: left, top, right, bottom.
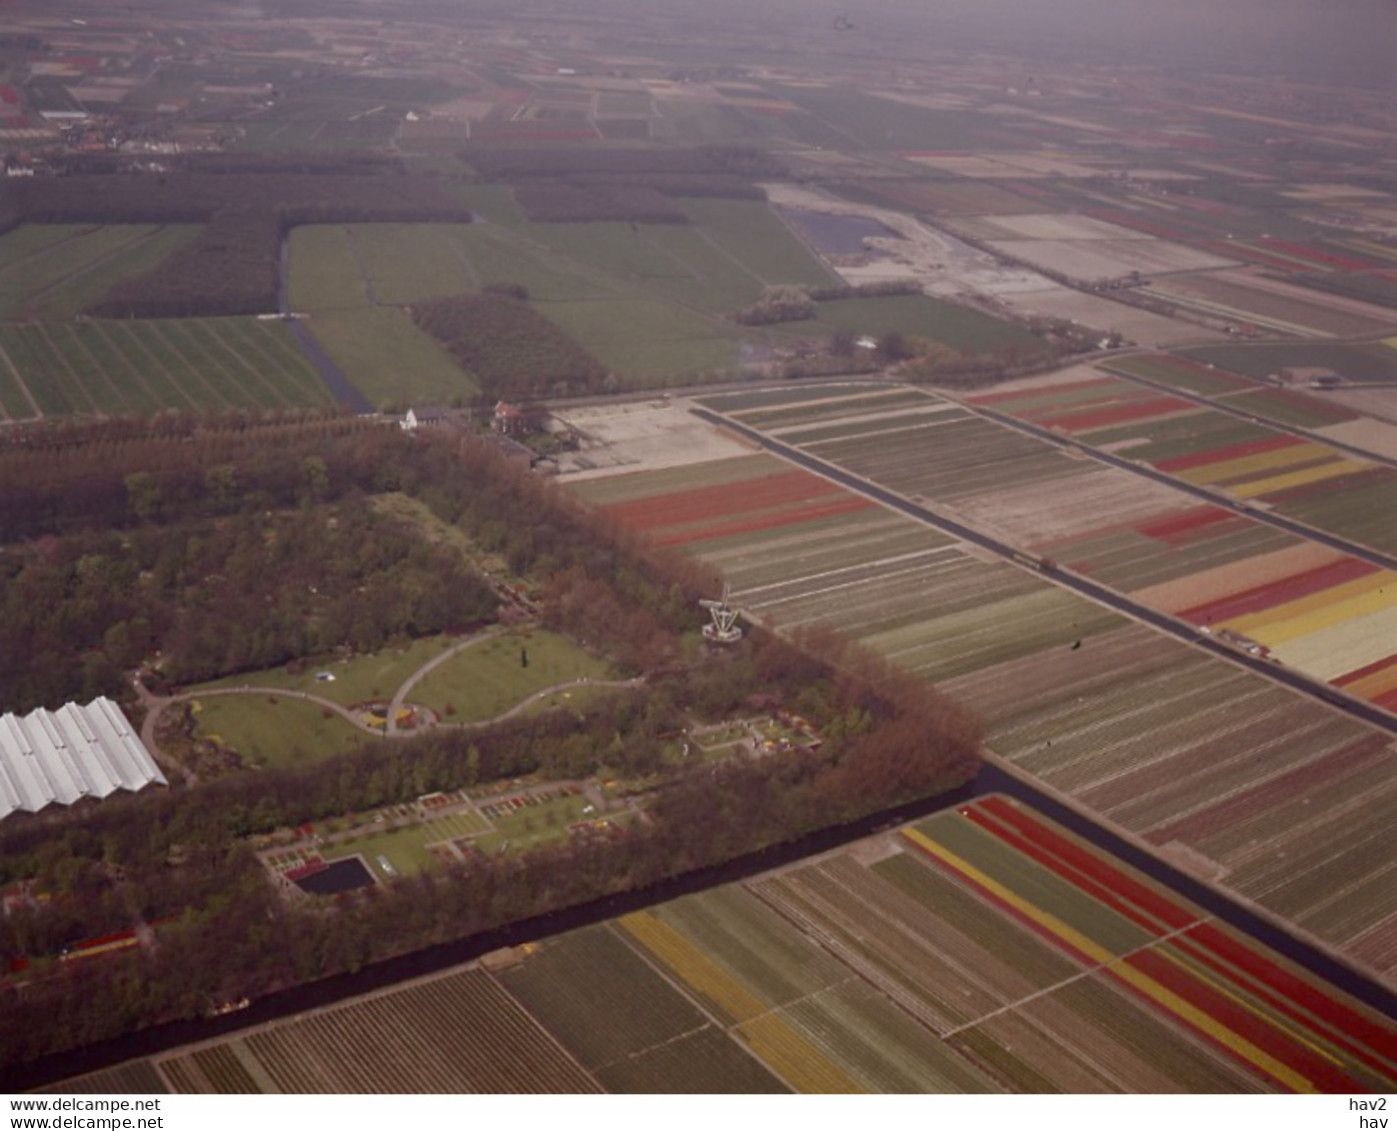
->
191, 694, 365, 769
0, 317, 331, 418
324, 809, 494, 878
414, 629, 614, 721
191, 634, 464, 707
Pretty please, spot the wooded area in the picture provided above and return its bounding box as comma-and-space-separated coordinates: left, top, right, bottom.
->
0, 415, 982, 1069
411, 293, 608, 400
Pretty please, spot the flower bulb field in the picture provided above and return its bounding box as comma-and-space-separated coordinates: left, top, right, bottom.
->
568, 380, 1397, 986
60, 798, 1397, 1094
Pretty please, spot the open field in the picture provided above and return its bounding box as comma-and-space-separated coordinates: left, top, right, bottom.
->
0, 223, 202, 322
1000, 285, 1213, 348
190, 695, 365, 770
303, 308, 475, 410
0, 317, 333, 418
814, 294, 1041, 353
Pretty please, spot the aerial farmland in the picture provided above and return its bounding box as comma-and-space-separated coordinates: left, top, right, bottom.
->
565, 379, 1397, 984
5, 0, 1397, 1100
58, 797, 1397, 1094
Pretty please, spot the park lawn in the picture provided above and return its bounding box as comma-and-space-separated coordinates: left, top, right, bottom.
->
306, 307, 476, 410
413, 629, 615, 721
190, 694, 365, 770
191, 634, 464, 707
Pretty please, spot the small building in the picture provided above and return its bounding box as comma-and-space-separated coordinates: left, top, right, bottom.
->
493, 401, 527, 435
401, 404, 461, 431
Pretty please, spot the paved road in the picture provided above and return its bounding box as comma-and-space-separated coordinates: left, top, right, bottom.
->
691, 406, 1397, 737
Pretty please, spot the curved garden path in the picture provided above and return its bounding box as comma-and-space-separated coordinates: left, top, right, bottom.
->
135, 630, 643, 769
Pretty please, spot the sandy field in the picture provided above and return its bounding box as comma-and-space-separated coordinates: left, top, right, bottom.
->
552, 399, 755, 480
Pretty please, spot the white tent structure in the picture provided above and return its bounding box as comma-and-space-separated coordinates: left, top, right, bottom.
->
0, 697, 166, 822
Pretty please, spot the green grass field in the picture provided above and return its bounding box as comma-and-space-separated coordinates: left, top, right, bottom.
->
191, 694, 366, 769
0, 224, 202, 321
536, 297, 738, 381
191, 634, 462, 707
283, 191, 841, 382
286, 225, 369, 310
412, 629, 615, 720
0, 317, 332, 419
304, 307, 475, 409
815, 295, 1042, 353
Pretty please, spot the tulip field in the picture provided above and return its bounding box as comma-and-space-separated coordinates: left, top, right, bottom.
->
88, 798, 1397, 1094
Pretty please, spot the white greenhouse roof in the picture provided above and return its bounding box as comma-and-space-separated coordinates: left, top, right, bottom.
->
0, 697, 167, 821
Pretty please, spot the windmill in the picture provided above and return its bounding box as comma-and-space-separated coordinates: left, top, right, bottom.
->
700, 584, 743, 644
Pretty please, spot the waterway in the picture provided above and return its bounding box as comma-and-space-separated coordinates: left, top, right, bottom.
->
10, 760, 1394, 1091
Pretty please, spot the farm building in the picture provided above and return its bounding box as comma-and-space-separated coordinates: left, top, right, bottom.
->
401, 404, 469, 432
0, 697, 166, 822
